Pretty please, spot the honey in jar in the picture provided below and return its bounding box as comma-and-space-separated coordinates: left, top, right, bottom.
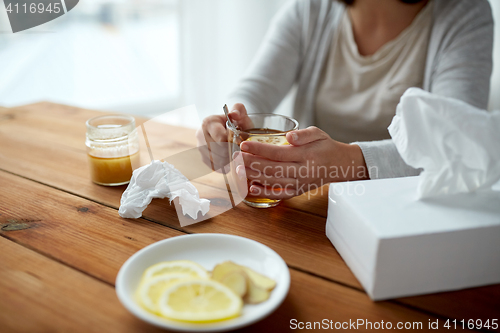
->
86, 115, 140, 186
87, 152, 140, 186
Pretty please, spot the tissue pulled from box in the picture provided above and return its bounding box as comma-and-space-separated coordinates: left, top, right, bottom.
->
119, 160, 210, 219
388, 88, 500, 198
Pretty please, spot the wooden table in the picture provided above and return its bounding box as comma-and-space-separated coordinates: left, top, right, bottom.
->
0, 102, 498, 332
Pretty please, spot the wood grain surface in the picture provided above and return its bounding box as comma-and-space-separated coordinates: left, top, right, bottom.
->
0, 237, 166, 333
0, 173, 470, 332
1, 103, 498, 332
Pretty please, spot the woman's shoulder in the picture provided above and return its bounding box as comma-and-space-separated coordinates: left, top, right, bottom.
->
429, 0, 493, 51
432, 0, 492, 25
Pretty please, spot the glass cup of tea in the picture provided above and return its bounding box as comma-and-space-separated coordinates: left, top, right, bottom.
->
227, 113, 299, 208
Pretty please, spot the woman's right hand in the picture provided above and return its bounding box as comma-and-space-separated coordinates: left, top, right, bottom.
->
196, 103, 252, 144
196, 103, 252, 171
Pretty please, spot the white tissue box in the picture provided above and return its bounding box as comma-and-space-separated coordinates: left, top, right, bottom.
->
326, 176, 500, 301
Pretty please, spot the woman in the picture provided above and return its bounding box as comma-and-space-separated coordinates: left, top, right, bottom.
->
199, 0, 493, 199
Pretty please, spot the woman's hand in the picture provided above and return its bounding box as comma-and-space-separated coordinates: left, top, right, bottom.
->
236, 126, 369, 199
196, 103, 253, 171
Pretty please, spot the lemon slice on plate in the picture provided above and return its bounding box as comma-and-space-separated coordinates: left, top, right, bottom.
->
142, 260, 209, 281
137, 273, 192, 313
247, 135, 289, 145
158, 278, 243, 323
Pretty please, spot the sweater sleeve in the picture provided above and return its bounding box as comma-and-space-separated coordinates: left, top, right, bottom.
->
428, 0, 493, 110
353, 0, 493, 179
227, 0, 304, 114
353, 140, 422, 179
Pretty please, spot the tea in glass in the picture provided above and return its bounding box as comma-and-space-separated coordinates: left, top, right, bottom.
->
227, 114, 299, 208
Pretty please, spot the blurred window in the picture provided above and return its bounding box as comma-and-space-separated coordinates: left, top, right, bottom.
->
0, 0, 180, 116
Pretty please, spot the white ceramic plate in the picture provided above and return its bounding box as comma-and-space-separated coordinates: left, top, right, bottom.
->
115, 233, 290, 332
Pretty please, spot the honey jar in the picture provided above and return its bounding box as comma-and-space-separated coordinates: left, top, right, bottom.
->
85, 115, 140, 186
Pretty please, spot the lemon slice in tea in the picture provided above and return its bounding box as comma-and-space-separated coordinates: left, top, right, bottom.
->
247, 135, 288, 145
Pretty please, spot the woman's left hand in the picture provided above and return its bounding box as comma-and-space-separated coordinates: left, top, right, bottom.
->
236, 126, 369, 199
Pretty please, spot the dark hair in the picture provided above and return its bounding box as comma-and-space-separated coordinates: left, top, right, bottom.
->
338, 0, 425, 5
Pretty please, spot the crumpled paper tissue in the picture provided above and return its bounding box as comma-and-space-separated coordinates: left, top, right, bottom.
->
388, 88, 500, 198
119, 160, 210, 219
